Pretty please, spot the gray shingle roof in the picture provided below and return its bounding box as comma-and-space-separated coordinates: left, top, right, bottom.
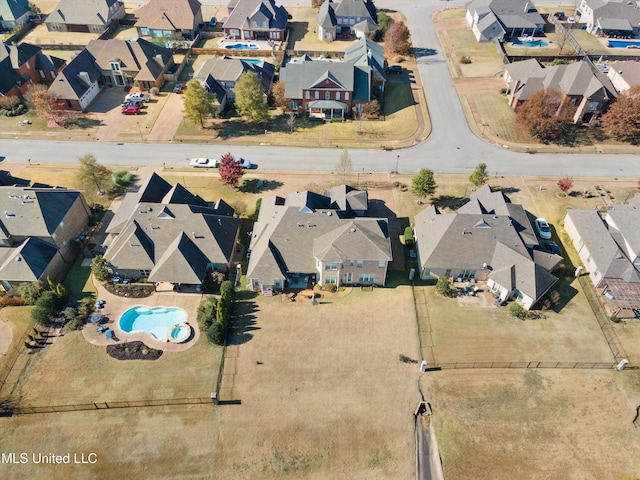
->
344, 37, 386, 79
45, 0, 122, 26
105, 177, 240, 284
325, 184, 368, 212
282, 61, 356, 99
48, 48, 102, 100
0, 0, 30, 22
135, 0, 202, 31
591, 0, 640, 29
223, 0, 288, 31
0, 186, 83, 237
468, 0, 545, 30
193, 56, 274, 95
0, 237, 58, 282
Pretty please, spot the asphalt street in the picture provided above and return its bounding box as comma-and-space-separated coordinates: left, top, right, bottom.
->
0, 0, 638, 177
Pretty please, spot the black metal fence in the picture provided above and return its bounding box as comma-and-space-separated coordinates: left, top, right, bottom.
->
6, 397, 213, 416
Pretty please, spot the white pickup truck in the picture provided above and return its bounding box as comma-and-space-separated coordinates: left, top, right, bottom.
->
125, 92, 150, 102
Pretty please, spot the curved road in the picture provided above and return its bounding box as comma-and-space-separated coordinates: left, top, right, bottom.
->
0, 0, 638, 177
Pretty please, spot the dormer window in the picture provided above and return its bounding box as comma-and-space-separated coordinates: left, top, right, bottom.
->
110, 62, 121, 72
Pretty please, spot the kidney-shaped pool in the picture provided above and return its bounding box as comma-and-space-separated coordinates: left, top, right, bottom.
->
119, 306, 191, 343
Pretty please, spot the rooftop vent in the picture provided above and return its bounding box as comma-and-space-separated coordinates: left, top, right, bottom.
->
350, 227, 356, 232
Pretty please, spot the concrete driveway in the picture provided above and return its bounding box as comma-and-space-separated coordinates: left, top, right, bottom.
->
147, 92, 185, 143
92, 87, 130, 142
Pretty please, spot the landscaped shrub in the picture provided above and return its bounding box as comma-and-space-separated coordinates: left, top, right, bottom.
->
325, 283, 337, 293
460, 55, 472, 64
197, 296, 218, 331
112, 170, 133, 187
18, 281, 43, 305
220, 280, 234, 298
435, 277, 456, 298
610, 315, 621, 323
91, 256, 110, 282
509, 302, 527, 320
207, 322, 225, 345
150, 87, 159, 96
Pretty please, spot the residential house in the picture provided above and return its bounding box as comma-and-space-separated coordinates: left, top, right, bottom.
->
49, 39, 174, 110
576, 0, 640, 37
316, 0, 377, 42
0, 185, 91, 290
413, 185, 561, 310
246, 185, 392, 295
45, 0, 125, 33
503, 58, 617, 125
466, 0, 544, 42
0, 0, 31, 30
565, 196, 640, 318
0, 40, 65, 98
192, 56, 274, 108
281, 39, 384, 118
222, 0, 288, 42
135, 0, 203, 40
104, 173, 240, 288
607, 60, 640, 92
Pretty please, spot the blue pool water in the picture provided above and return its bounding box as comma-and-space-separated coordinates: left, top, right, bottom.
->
239, 58, 264, 64
513, 39, 549, 47
608, 39, 640, 49
224, 43, 259, 50
119, 306, 189, 342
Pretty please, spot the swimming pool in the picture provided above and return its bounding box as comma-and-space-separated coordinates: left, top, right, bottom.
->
512, 39, 549, 47
608, 39, 640, 49
239, 58, 264, 64
119, 306, 190, 343
224, 43, 259, 50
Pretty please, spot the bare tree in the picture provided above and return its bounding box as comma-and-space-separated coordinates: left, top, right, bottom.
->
336, 149, 352, 182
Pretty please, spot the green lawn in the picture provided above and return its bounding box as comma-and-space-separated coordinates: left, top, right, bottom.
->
447, 28, 504, 78
63, 255, 96, 300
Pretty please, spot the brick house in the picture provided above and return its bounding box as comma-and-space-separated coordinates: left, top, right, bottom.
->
222, 0, 288, 42
0, 40, 65, 98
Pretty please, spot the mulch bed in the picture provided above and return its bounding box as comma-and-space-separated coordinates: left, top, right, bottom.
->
106, 341, 163, 361
103, 283, 155, 298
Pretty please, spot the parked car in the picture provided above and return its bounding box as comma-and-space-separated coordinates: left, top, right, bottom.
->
385, 65, 402, 74
121, 105, 141, 115
121, 100, 143, 109
125, 92, 150, 102
172, 83, 183, 94
534, 218, 552, 239
544, 240, 562, 256
189, 158, 218, 168
235, 157, 252, 168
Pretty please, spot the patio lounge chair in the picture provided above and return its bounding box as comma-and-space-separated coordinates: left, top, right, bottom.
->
105, 329, 113, 340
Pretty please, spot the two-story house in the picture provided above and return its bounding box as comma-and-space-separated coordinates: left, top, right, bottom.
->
0, 0, 32, 30
316, 0, 377, 42
104, 173, 241, 288
0, 40, 65, 98
565, 195, 640, 318
246, 185, 392, 295
45, 0, 125, 33
0, 185, 91, 290
576, 0, 640, 37
135, 0, 203, 40
192, 56, 274, 108
504, 58, 617, 125
49, 38, 173, 110
466, 0, 545, 42
222, 0, 288, 42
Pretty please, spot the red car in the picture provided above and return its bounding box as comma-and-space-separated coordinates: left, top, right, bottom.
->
121, 105, 140, 115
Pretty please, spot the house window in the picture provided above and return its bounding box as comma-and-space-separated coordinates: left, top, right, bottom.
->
252, 21, 258, 27
263, 21, 267, 27
290, 101, 298, 110
110, 62, 120, 72
570, 98, 577, 105
305, 91, 310, 99
59, 221, 65, 230
39, 70, 45, 78
588, 101, 599, 111
513, 289, 524, 301
358, 273, 374, 283
445, 269, 451, 277
325, 262, 339, 270
378, 261, 385, 268
230, 29, 239, 37
336, 92, 340, 100
140, 27, 150, 35
356, 260, 363, 268
325, 275, 337, 284
344, 92, 349, 100
244, 31, 251, 39
346, 272, 352, 283
315, 91, 319, 99
325, 91, 330, 100
52, 232, 58, 242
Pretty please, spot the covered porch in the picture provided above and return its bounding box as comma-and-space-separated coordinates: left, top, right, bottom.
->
307, 100, 348, 120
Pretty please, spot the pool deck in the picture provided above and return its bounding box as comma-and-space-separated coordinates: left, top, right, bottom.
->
216, 38, 280, 50
81, 279, 201, 352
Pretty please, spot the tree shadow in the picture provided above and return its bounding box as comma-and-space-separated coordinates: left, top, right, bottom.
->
499, 187, 520, 194
287, 21, 309, 46
227, 298, 259, 345
65, 117, 101, 130
384, 85, 416, 116
413, 47, 438, 59
239, 179, 283, 193
432, 194, 468, 211
216, 115, 319, 139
